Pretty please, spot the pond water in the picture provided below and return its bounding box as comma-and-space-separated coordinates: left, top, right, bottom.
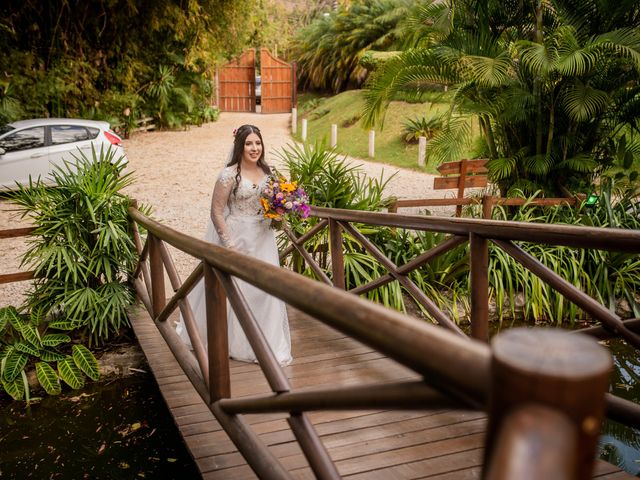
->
599, 339, 640, 477
0, 371, 200, 479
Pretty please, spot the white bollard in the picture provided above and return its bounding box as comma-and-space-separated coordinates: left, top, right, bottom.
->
302, 119, 307, 142
418, 136, 427, 167
291, 107, 297, 134
368, 130, 375, 158
331, 124, 337, 148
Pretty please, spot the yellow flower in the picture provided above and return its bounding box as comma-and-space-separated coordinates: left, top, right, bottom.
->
260, 197, 270, 212
280, 182, 297, 193
265, 212, 281, 220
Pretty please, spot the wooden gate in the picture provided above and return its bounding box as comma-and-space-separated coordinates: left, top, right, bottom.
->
259, 48, 295, 113
217, 49, 296, 113
218, 49, 256, 112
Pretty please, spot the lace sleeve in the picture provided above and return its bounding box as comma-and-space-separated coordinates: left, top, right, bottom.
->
210, 168, 236, 248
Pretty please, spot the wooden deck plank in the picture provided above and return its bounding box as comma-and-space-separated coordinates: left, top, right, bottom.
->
129, 303, 636, 480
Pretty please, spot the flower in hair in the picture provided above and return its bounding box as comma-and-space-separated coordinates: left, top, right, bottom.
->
232, 128, 237, 137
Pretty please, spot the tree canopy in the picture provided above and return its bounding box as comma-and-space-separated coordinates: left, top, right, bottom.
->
362, 0, 640, 195
0, 0, 283, 127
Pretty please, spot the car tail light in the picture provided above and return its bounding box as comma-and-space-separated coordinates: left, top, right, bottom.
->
104, 130, 122, 145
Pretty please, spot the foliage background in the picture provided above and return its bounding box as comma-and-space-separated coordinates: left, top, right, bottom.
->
0, 0, 304, 129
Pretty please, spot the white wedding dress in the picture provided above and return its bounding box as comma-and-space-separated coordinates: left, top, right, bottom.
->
175, 166, 292, 365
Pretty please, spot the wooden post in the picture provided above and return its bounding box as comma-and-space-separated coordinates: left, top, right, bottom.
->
148, 234, 165, 318
291, 107, 297, 134
456, 159, 468, 217
482, 195, 494, 219
330, 124, 337, 148
214, 67, 220, 108
302, 119, 307, 141
204, 263, 230, 401
292, 61, 298, 108
484, 329, 612, 480
486, 404, 576, 480
368, 130, 375, 157
469, 232, 489, 342
329, 219, 344, 289
418, 136, 427, 167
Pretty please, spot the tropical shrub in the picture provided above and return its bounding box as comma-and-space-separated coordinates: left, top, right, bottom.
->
370, 227, 470, 321
8, 147, 144, 344
275, 142, 402, 306
0, 306, 99, 401
290, 0, 413, 92
487, 184, 640, 323
363, 0, 640, 196
276, 142, 392, 211
277, 141, 639, 327
401, 114, 442, 144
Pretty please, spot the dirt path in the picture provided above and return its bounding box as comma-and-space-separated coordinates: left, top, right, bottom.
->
1, 111, 450, 307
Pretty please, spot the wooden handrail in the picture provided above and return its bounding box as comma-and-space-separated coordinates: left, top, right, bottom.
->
128, 206, 492, 402
127, 205, 632, 479
0, 226, 35, 239
388, 196, 581, 217
311, 206, 640, 253
218, 381, 463, 414
340, 220, 465, 336
0, 226, 36, 285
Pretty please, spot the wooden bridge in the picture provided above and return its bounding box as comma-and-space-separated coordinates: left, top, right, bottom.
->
126, 205, 640, 479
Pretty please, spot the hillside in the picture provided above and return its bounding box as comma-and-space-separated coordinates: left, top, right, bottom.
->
292, 90, 460, 173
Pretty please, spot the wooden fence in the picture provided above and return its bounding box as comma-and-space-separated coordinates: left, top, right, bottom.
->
127, 204, 640, 479
388, 195, 583, 218
0, 227, 35, 285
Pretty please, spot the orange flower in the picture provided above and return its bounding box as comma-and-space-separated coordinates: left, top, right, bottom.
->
260, 197, 270, 212
280, 182, 297, 193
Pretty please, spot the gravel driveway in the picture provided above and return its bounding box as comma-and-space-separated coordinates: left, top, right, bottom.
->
1, 111, 452, 307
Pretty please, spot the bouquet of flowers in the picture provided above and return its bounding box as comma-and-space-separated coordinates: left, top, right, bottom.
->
259, 170, 310, 228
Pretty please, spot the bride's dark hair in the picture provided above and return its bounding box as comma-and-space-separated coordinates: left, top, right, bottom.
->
227, 125, 271, 195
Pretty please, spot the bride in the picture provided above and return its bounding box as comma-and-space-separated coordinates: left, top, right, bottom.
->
175, 124, 292, 365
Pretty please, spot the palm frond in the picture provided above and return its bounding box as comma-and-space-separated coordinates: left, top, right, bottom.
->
560, 80, 610, 122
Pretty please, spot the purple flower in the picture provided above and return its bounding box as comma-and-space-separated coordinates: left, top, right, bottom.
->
299, 204, 311, 218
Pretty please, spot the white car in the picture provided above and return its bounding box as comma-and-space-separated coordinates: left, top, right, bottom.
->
0, 118, 128, 191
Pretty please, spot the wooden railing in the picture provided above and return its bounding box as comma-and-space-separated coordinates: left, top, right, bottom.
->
127, 205, 639, 479
0, 227, 35, 285
388, 195, 583, 218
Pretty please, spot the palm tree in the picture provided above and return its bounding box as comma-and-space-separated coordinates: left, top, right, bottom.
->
291, 0, 413, 92
363, 0, 640, 195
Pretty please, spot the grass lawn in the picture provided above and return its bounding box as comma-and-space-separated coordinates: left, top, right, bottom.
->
292, 90, 479, 174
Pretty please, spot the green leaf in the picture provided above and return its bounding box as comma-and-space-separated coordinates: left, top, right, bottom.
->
36, 362, 61, 395
48, 320, 82, 331
39, 349, 67, 362
14, 341, 41, 357
21, 370, 31, 404
58, 357, 85, 389
2, 374, 25, 400
42, 334, 71, 347
72, 344, 100, 381
21, 323, 42, 348
0, 306, 20, 333
30, 305, 49, 326
2, 350, 29, 382
4, 306, 23, 332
